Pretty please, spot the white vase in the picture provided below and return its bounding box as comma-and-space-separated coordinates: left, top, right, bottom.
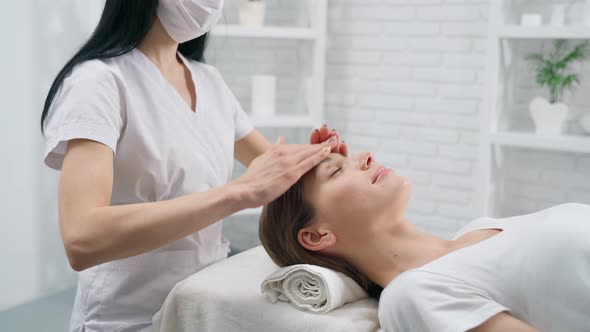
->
239, 0, 265, 27
529, 97, 569, 135
579, 112, 590, 135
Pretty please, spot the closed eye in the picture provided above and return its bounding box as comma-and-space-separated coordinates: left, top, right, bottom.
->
330, 166, 343, 178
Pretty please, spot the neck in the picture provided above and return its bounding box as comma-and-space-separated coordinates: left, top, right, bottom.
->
136, 17, 180, 72
346, 217, 456, 288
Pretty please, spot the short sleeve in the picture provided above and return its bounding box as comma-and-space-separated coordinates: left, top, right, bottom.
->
199, 62, 254, 142
43, 61, 125, 170
378, 271, 510, 332
233, 94, 254, 142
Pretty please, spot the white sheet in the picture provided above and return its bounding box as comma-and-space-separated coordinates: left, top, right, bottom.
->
152, 246, 381, 332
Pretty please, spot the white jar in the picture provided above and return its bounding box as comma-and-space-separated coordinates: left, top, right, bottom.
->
239, 0, 266, 27
251, 75, 276, 117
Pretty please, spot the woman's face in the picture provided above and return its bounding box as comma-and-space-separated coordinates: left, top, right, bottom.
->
301, 152, 411, 250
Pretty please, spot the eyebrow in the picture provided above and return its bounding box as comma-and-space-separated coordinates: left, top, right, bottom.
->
314, 153, 346, 177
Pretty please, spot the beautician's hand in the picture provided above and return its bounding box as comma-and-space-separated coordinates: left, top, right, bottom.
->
310, 124, 348, 156
232, 136, 337, 208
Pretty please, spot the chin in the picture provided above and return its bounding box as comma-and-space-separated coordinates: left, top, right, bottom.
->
387, 174, 410, 192
384, 176, 412, 208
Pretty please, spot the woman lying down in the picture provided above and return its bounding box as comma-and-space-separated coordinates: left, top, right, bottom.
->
259, 151, 590, 332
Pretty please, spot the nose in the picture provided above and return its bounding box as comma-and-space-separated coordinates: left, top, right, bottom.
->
356, 151, 373, 171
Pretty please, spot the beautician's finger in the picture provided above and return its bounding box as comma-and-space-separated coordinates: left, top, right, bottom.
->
293, 138, 337, 164
293, 141, 334, 175
275, 135, 285, 144
309, 129, 320, 144
327, 131, 339, 153
340, 140, 349, 156
319, 124, 330, 142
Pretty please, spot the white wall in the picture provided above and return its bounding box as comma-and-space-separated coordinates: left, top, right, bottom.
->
0, 0, 40, 312
0, 0, 104, 312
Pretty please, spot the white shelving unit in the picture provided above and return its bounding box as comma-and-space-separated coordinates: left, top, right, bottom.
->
479, 2, 590, 217
498, 26, 590, 39
211, 1, 328, 217
211, 24, 318, 40
489, 132, 590, 154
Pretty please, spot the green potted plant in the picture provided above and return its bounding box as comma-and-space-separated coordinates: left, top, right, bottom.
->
525, 39, 590, 135
239, 0, 265, 27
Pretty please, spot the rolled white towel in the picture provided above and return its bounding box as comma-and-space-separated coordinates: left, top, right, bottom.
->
261, 264, 368, 314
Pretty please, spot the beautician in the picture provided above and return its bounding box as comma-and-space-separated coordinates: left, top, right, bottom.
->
40, 1, 346, 331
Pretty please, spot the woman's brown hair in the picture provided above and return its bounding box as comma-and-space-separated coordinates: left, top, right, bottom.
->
259, 176, 383, 299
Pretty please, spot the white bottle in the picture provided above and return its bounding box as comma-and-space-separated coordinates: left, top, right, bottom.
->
551, 4, 566, 27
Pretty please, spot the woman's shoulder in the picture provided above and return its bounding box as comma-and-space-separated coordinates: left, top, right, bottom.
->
66, 57, 124, 87
381, 270, 452, 301
452, 216, 498, 240
379, 270, 469, 320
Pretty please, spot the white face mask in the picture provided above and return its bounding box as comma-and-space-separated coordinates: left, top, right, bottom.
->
157, 0, 224, 43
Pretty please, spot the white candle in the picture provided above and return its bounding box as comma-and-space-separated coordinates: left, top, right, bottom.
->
521, 13, 542, 26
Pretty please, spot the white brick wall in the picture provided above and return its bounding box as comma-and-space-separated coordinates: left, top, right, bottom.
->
212, 0, 590, 250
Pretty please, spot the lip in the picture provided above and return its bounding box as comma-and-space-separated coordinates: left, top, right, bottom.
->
372, 166, 393, 184
371, 166, 385, 184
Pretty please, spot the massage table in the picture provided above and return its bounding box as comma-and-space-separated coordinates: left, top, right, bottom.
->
152, 246, 381, 331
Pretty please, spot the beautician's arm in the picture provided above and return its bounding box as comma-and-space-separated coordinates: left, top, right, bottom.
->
59, 137, 334, 272
234, 129, 271, 167
234, 125, 347, 167
469, 312, 539, 332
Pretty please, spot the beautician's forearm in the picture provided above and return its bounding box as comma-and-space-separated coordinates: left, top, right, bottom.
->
234, 129, 272, 166
68, 183, 248, 271
469, 312, 539, 332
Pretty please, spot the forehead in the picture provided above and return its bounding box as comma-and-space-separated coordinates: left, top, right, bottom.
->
303, 153, 346, 182
302, 153, 346, 199
315, 153, 345, 172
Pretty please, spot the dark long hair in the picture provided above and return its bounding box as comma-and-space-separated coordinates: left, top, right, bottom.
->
40, 0, 209, 134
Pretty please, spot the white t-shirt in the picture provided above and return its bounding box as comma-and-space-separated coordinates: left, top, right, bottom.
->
378, 203, 590, 332
43, 48, 253, 331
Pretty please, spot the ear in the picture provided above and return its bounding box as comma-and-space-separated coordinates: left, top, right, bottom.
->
297, 226, 336, 252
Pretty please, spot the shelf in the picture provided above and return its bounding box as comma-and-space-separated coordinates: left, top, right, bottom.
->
488, 132, 590, 153
211, 25, 318, 40
233, 207, 263, 217
250, 115, 316, 127
497, 26, 590, 39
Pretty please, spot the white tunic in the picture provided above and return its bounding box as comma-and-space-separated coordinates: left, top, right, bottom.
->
43, 48, 253, 332
378, 203, 590, 332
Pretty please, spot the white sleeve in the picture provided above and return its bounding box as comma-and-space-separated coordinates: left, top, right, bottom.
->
43, 61, 125, 170
379, 271, 510, 332
205, 63, 253, 141
232, 93, 254, 142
